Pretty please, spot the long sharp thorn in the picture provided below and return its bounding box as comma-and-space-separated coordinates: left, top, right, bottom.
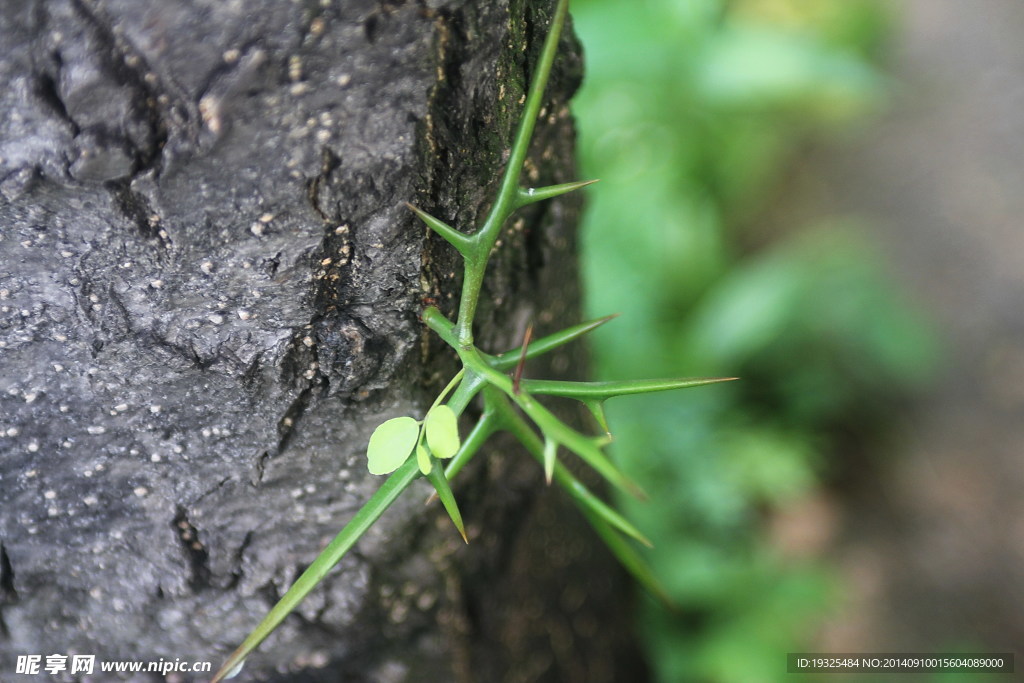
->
514, 179, 600, 208
406, 203, 474, 257
523, 376, 739, 400
425, 465, 468, 543
493, 313, 620, 371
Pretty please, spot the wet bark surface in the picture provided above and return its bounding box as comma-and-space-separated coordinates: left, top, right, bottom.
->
0, 1, 642, 680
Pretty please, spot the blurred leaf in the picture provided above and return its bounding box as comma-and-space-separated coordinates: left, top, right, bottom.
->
696, 24, 883, 120
572, 0, 928, 680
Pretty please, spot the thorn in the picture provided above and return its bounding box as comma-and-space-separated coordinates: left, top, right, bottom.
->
543, 438, 557, 485
405, 202, 474, 255
516, 179, 600, 207
512, 322, 533, 394
630, 482, 649, 503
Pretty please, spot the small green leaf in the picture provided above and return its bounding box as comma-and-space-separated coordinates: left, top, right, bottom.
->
416, 442, 432, 476
367, 416, 420, 475
425, 405, 460, 459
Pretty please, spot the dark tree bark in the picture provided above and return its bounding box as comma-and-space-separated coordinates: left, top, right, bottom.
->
0, 1, 644, 681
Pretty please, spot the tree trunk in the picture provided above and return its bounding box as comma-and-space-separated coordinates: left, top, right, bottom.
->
0, 0, 643, 680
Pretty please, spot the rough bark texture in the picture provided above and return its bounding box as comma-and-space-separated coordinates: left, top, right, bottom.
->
0, 1, 643, 681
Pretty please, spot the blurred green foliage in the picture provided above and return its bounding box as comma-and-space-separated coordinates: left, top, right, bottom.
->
572, 0, 936, 680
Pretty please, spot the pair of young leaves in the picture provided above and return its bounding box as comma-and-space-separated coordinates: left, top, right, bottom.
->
367, 405, 460, 476
367, 369, 464, 477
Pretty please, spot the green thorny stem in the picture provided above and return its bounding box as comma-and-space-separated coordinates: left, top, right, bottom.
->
211, 1, 734, 680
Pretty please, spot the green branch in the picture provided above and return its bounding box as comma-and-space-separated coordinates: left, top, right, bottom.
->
212, 0, 732, 677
